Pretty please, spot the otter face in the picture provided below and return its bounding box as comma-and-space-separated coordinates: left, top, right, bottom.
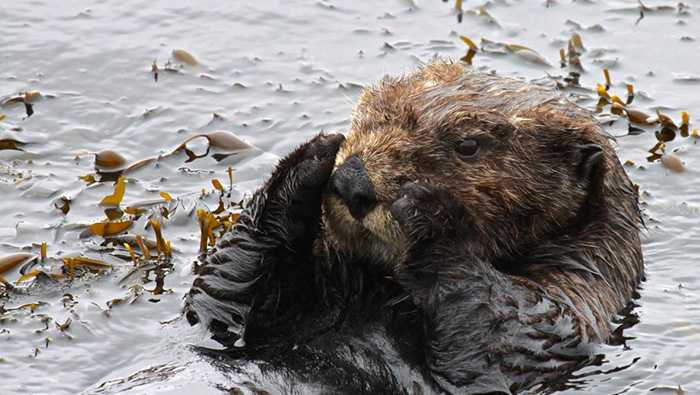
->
323, 63, 607, 272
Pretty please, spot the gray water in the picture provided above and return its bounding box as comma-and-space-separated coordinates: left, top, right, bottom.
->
1, 1, 699, 394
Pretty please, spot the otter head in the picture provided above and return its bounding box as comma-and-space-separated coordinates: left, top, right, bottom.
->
323, 62, 609, 273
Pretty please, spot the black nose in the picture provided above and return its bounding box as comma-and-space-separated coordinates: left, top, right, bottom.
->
332, 156, 377, 219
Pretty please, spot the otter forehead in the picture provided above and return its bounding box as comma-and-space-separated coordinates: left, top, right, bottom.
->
349, 62, 564, 139
339, 62, 606, 174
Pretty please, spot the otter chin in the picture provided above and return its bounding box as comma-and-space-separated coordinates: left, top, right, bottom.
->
185, 60, 643, 394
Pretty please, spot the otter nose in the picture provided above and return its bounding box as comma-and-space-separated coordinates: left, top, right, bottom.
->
332, 156, 377, 220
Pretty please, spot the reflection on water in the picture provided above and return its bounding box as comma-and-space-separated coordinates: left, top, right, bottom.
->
1, 0, 699, 393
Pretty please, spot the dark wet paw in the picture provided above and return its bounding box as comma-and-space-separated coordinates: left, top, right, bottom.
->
390, 181, 469, 246
263, 133, 344, 199
269, 132, 345, 195
390, 183, 474, 304
293, 133, 346, 190
262, 133, 345, 244
302, 132, 346, 162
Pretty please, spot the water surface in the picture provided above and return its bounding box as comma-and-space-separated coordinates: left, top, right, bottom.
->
1, 1, 699, 393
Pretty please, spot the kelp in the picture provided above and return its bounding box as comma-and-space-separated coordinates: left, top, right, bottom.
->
661, 154, 685, 173
100, 176, 127, 206
459, 35, 477, 65
168, 130, 252, 163
88, 220, 133, 237
480, 38, 551, 66
55, 196, 71, 215
62, 257, 112, 277
95, 150, 128, 172
211, 179, 225, 192
105, 207, 125, 221
0, 254, 38, 276
0, 138, 26, 152
159, 191, 173, 202
680, 112, 690, 138
0, 91, 41, 118
172, 49, 198, 66
148, 218, 171, 258
16, 270, 63, 284
151, 60, 159, 82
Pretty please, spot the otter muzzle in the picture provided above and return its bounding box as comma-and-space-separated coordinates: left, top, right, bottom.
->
331, 155, 377, 220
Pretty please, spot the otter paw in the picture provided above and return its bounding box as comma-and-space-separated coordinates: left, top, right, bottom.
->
390, 182, 470, 246
265, 132, 344, 207
285, 132, 346, 190
261, 133, 345, 244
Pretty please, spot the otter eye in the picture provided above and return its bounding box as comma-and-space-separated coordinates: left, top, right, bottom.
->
456, 139, 479, 158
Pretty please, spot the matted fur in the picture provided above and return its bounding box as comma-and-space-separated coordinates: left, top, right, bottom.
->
325, 62, 643, 340
185, 61, 644, 394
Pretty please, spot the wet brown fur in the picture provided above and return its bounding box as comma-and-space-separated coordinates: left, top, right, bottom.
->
323, 61, 643, 342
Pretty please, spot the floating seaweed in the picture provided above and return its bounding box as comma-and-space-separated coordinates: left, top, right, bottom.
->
16, 270, 63, 284
459, 35, 478, 65
55, 317, 72, 332
0, 253, 38, 277
55, 196, 71, 215
151, 60, 159, 82
570, 33, 585, 52
124, 242, 139, 264
480, 38, 551, 66
104, 207, 124, 221
581, 67, 693, 168
626, 84, 635, 104
95, 150, 128, 173
62, 257, 112, 278
168, 130, 252, 163
625, 109, 655, 125
603, 68, 612, 90
564, 33, 585, 71
40, 242, 47, 261
87, 220, 133, 237
148, 218, 171, 258
159, 192, 173, 202
559, 49, 567, 68
680, 112, 690, 137
211, 179, 225, 192
172, 49, 198, 66
100, 176, 127, 206
79, 174, 98, 185
468, 6, 500, 27
647, 142, 665, 162
1, 91, 41, 118
661, 154, 685, 173
227, 165, 234, 189
0, 138, 26, 152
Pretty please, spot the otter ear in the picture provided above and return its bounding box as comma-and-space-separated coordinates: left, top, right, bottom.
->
574, 143, 604, 181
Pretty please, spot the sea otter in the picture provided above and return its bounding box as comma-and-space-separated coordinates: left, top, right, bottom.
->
184, 61, 644, 394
